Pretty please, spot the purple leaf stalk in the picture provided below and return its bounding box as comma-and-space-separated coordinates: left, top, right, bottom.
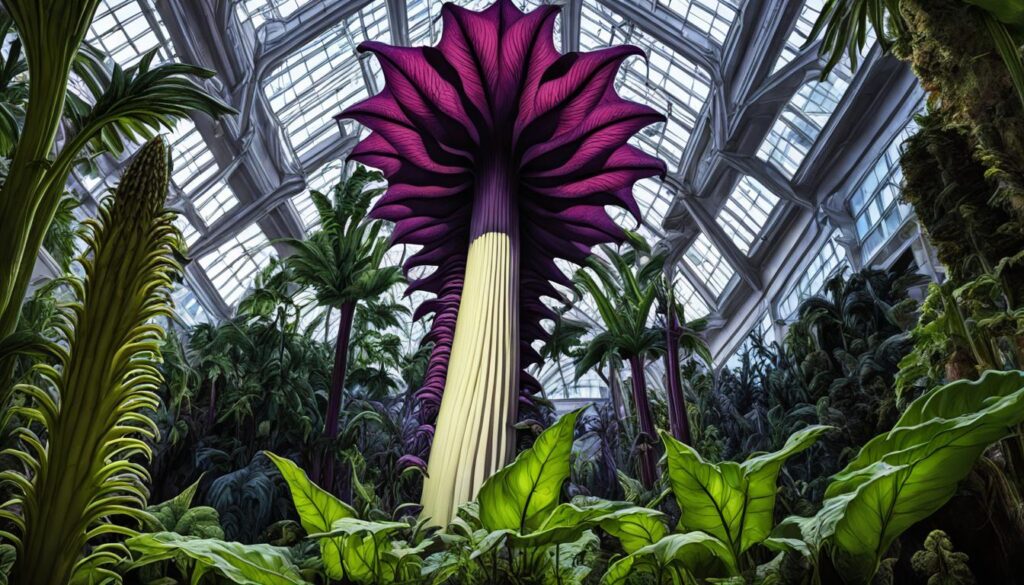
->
339, 0, 665, 524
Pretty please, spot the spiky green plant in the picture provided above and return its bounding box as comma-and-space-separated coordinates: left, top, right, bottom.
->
0, 136, 183, 585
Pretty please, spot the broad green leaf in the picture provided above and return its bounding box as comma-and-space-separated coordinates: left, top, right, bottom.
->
508, 497, 665, 549
265, 451, 356, 579
126, 532, 305, 585
600, 532, 737, 585
0, 545, 14, 585
794, 371, 1024, 584
478, 409, 583, 533
661, 425, 829, 561
313, 518, 410, 584
965, 0, 1024, 27
600, 509, 669, 554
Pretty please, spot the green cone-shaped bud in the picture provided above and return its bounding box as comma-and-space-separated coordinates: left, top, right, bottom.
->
3, 136, 183, 585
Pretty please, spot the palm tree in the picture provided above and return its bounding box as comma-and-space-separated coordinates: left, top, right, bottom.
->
281, 165, 404, 492
574, 242, 666, 488
538, 307, 588, 398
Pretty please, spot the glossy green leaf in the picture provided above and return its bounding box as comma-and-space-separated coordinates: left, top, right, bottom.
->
792, 371, 1024, 584
661, 425, 829, 562
478, 408, 582, 533
599, 509, 669, 554
126, 532, 305, 585
265, 451, 356, 579
600, 532, 737, 585
508, 497, 665, 549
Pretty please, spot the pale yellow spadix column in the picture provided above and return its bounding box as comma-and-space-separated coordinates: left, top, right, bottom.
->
419, 231, 519, 525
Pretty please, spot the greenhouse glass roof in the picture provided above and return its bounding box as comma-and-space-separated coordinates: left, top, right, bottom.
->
65, 0, 926, 379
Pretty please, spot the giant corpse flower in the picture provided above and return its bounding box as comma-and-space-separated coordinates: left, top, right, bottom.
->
338, 0, 666, 524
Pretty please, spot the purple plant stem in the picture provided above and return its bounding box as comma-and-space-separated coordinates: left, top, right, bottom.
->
628, 354, 657, 488
320, 300, 356, 494
665, 303, 692, 444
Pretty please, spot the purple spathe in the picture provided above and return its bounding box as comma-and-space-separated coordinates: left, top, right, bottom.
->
338, 0, 666, 461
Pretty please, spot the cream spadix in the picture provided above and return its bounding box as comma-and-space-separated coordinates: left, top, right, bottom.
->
338, 0, 666, 523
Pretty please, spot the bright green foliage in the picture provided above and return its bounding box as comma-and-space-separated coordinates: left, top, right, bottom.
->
145, 479, 225, 540
661, 425, 830, 566
0, 545, 12, 585
426, 410, 666, 583
782, 371, 1024, 584
911, 530, 976, 585
1, 137, 183, 585
600, 532, 738, 585
265, 451, 357, 580
312, 517, 428, 584
478, 408, 581, 533
126, 532, 305, 585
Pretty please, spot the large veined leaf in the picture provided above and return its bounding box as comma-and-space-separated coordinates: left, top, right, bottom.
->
265, 451, 356, 579
126, 532, 305, 585
478, 408, 583, 533
312, 518, 413, 584
661, 425, 830, 563
508, 497, 666, 549
600, 532, 738, 585
599, 509, 670, 554
788, 371, 1024, 584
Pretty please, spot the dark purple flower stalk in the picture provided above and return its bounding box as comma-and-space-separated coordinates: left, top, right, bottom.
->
339, 0, 665, 523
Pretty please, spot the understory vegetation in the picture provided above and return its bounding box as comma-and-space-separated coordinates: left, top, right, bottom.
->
4, 0, 1024, 584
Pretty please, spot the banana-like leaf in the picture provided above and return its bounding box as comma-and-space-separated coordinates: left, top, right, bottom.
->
789, 371, 1024, 584
600, 532, 737, 585
265, 451, 356, 580
478, 408, 583, 533
126, 532, 305, 585
661, 425, 830, 564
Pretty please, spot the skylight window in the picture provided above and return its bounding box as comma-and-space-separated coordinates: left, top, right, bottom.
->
407, 0, 561, 50
236, 0, 312, 28
87, 0, 174, 67
168, 119, 219, 195
264, 2, 390, 161
658, 0, 740, 45
174, 215, 201, 248
683, 233, 735, 298
716, 176, 780, 254
192, 180, 240, 227
197, 223, 276, 306
757, 59, 855, 178
772, 0, 824, 73
675, 278, 711, 320
580, 0, 711, 172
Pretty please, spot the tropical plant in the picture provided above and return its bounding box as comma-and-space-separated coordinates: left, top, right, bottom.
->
776, 370, 1024, 584
338, 0, 666, 524
538, 307, 588, 398
281, 164, 403, 493
574, 243, 668, 488
911, 530, 976, 585
0, 2, 233, 359
426, 409, 666, 584
267, 451, 433, 584
126, 531, 307, 585
0, 137, 183, 585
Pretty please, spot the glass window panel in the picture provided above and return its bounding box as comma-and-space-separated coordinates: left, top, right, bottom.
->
192, 180, 240, 227
715, 175, 780, 254
683, 233, 735, 298
197, 223, 277, 306
674, 277, 710, 320
236, 0, 312, 28
580, 0, 711, 171
264, 2, 391, 160
772, 0, 824, 73
657, 0, 740, 44
291, 160, 346, 232
849, 118, 918, 254
87, 0, 174, 67
778, 230, 846, 318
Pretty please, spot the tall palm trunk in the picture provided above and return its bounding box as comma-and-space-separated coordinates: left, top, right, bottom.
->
607, 362, 627, 419
419, 155, 519, 525
627, 354, 657, 488
664, 304, 692, 444
320, 300, 356, 493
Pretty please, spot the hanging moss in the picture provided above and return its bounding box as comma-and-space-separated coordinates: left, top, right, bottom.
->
900, 110, 1024, 288
895, 0, 1024, 221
